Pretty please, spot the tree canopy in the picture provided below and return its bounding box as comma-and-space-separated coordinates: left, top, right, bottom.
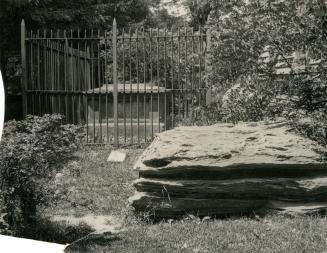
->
2, 0, 152, 29
0, 0, 156, 78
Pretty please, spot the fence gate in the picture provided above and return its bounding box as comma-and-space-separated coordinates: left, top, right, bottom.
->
21, 19, 211, 145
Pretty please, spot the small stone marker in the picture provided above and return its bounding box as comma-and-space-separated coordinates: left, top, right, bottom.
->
107, 150, 127, 163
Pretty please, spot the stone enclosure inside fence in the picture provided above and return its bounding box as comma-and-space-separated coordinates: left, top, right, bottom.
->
87, 83, 170, 142
129, 120, 327, 218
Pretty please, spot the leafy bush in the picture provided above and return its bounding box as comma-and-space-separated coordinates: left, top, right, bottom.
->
291, 110, 327, 147
175, 75, 287, 126
207, 0, 327, 118
221, 76, 276, 123
176, 102, 224, 126
0, 114, 82, 232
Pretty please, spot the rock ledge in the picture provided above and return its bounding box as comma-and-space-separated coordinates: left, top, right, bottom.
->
130, 121, 327, 218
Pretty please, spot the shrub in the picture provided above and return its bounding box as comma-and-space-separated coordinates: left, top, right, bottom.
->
221, 76, 276, 123
207, 1, 327, 122
0, 114, 82, 232
176, 102, 224, 126
291, 109, 327, 148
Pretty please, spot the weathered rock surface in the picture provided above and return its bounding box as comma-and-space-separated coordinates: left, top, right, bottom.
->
133, 177, 327, 201
130, 192, 267, 218
130, 121, 327, 218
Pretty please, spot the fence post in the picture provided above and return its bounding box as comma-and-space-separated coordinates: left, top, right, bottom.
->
205, 28, 212, 106
113, 18, 119, 147
21, 19, 28, 119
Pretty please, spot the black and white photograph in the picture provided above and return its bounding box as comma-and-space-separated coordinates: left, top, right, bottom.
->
0, 0, 327, 252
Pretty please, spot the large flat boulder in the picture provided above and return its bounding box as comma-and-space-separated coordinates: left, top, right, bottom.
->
135, 121, 326, 178
130, 120, 327, 218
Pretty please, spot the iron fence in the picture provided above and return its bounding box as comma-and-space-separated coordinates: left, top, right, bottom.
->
21, 19, 211, 145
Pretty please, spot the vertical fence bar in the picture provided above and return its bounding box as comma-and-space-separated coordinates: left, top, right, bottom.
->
45, 30, 48, 114
61, 31, 65, 120
29, 30, 34, 115
136, 28, 140, 144
70, 29, 75, 124
129, 28, 133, 144
84, 30, 89, 143
77, 29, 81, 124
164, 28, 167, 131
113, 19, 119, 147
191, 27, 195, 110
150, 28, 154, 138
46, 30, 50, 114
97, 29, 102, 143
44, 29, 48, 116
143, 28, 147, 142
178, 27, 181, 119
51, 30, 55, 114
157, 28, 160, 133
122, 28, 127, 144
101, 58, 105, 129
56, 30, 61, 116
91, 29, 96, 143
184, 26, 187, 118
104, 30, 109, 143
50, 29, 54, 114
33, 31, 37, 115
205, 28, 212, 106
47, 31, 51, 113
199, 26, 202, 105
64, 30, 69, 123
34, 31, 37, 115
21, 20, 28, 119
37, 29, 41, 116
170, 27, 174, 128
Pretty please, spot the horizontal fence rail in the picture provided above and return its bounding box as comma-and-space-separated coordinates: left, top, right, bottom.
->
21, 19, 210, 145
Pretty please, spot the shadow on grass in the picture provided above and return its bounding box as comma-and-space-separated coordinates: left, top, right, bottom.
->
16, 218, 94, 244
65, 232, 121, 253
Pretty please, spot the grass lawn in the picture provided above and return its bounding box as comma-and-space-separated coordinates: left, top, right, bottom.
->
45, 145, 143, 218
36, 145, 327, 252
82, 215, 327, 253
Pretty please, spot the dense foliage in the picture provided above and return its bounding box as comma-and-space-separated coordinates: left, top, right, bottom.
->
0, 114, 82, 232
207, 0, 327, 113
1, 0, 152, 30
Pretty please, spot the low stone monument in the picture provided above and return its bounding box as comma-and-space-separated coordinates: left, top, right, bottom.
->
129, 120, 327, 218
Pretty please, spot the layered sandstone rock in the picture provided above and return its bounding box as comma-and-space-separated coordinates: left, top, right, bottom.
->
130, 120, 327, 218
